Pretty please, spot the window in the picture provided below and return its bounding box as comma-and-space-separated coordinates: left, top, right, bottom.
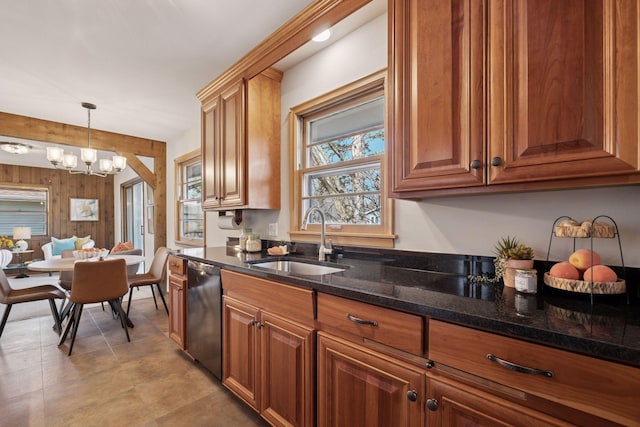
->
290, 70, 394, 247
175, 151, 204, 246
0, 186, 48, 236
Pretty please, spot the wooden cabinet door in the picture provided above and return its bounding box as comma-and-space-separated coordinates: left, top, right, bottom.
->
222, 296, 260, 410
317, 332, 425, 427
168, 274, 186, 349
218, 79, 246, 208
488, 0, 640, 184
426, 375, 573, 427
201, 95, 221, 209
260, 311, 315, 427
389, 0, 486, 194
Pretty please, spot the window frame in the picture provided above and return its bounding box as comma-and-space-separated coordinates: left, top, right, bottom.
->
0, 184, 49, 237
174, 150, 204, 247
289, 69, 395, 248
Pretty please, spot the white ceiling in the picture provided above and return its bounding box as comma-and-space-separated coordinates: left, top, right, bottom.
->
0, 0, 316, 142
0, 0, 386, 170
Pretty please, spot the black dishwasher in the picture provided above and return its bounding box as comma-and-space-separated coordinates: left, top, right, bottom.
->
186, 260, 222, 380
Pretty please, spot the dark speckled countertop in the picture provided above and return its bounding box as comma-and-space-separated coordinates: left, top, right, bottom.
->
178, 245, 640, 369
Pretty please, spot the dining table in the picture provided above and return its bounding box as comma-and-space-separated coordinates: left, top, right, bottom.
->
27, 254, 146, 272
28, 254, 145, 328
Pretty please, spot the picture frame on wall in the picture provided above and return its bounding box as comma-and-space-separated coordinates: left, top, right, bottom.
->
70, 198, 99, 221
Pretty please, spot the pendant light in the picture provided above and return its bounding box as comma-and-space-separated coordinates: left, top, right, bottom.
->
46, 102, 127, 176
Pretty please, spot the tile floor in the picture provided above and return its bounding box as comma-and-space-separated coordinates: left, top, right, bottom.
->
0, 294, 267, 427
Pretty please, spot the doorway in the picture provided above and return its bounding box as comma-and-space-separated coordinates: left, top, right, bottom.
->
122, 179, 145, 253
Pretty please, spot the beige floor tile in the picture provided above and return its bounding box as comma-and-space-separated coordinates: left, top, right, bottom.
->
1, 295, 266, 427
0, 346, 42, 374
41, 347, 121, 388
154, 388, 267, 427
0, 365, 43, 400
0, 389, 46, 427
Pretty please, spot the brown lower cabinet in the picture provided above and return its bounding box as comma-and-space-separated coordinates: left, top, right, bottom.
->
428, 319, 639, 426
167, 255, 187, 349
426, 374, 573, 426
317, 332, 425, 427
221, 270, 315, 427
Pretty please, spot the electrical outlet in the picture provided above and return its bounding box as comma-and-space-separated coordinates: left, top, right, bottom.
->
268, 223, 278, 237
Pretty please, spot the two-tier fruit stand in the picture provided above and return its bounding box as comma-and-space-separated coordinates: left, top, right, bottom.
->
544, 215, 628, 306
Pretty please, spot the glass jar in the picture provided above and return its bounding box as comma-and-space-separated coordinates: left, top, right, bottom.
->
246, 234, 262, 253
238, 228, 252, 252
515, 268, 538, 294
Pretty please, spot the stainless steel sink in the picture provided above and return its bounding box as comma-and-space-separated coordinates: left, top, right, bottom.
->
250, 260, 346, 276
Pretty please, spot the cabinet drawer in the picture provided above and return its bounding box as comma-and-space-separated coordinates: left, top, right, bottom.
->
429, 320, 640, 426
168, 255, 186, 276
221, 269, 314, 325
317, 293, 423, 355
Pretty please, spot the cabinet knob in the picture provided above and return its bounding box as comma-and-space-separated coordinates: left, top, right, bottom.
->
249, 320, 257, 327
491, 157, 503, 166
407, 390, 418, 402
256, 322, 264, 329
470, 160, 482, 169
426, 398, 438, 411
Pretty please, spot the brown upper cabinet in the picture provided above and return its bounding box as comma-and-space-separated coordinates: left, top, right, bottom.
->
200, 69, 282, 210
389, 0, 640, 198
195, 0, 375, 211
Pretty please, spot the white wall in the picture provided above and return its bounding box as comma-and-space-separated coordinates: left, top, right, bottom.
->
113, 156, 155, 263
166, 12, 640, 267
165, 125, 201, 250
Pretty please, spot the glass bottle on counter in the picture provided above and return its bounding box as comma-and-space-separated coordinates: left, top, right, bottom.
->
246, 234, 262, 252
239, 228, 252, 252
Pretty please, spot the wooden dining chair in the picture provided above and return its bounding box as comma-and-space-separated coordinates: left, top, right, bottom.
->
0, 269, 65, 338
58, 258, 130, 355
126, 246, 171, 316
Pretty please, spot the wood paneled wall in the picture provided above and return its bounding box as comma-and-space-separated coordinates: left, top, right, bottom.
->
1, 164, 115, 260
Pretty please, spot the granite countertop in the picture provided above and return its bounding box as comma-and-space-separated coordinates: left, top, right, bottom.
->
178, 246, 640, 369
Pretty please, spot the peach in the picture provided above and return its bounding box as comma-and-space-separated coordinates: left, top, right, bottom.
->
568, 249, 601, 271
549, 261, 580, 280
583, 265, 617, 283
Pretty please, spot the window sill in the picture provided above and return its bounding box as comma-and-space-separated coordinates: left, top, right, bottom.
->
289, 231, 396, 248
175, 240, 204, 248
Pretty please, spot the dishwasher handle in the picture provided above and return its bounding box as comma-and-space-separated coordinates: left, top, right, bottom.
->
188, 260, 220, 276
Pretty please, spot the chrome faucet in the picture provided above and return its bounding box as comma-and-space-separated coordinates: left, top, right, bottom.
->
301, 207, 333, 261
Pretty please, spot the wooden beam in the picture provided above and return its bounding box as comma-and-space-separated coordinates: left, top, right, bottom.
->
121, 152, 156, 189
0, 111, 165, 157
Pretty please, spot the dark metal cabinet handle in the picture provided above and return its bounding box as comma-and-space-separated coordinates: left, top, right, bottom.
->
256, 322, 264, 329
426, 399, 438, 411
470, 159, 482, 169
249, 320, 257, 327
407, 390, 418, 402
346, 313, 378, 327
490, 157, 503, 166
487, 354, 553, 378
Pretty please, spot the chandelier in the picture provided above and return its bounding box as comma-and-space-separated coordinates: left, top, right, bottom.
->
46, 102, 127, 177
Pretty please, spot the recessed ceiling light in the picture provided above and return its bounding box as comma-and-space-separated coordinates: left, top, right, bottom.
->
0, 142, 32, 154
312, 29, 331, 42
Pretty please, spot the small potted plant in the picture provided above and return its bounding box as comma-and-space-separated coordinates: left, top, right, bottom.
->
495, 236, 534, 287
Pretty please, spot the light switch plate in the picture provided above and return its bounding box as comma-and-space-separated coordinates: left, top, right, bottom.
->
268, 223, 278, 237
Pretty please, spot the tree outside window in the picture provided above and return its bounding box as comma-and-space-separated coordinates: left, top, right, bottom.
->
290, 70, 394, 248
